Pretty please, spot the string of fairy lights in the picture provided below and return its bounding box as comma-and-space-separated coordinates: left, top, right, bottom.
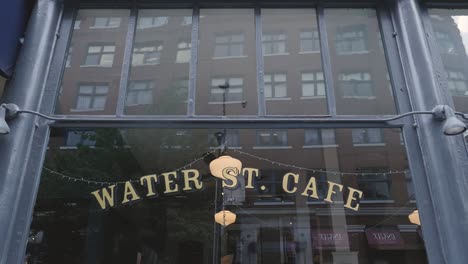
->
44, 146, 409, 185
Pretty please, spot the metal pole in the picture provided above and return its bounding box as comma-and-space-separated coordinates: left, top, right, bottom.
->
392, 0, 468, 263
0, 1, 61, 263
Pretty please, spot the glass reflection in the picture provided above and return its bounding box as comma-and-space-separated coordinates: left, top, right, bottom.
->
125, 9, 192, 115
262, 9, 327, 115
324, 9, 396, 115
196, 9, 257, 115
26, 128, 427, 263
56, 9, 130, 115
429, 9, 468, 113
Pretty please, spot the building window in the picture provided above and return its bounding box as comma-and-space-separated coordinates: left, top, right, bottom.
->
262, 32, 287, 55
214, 33, 244, 58
264, 74, 287, 99
301, 72, 325, 98
339, 72, 374, 99
257, 169, 294, 202
447, 71, 468, 96
405, 171, 415, 200
65, 46, 72, 67
126, 81, 154, 106
75, 84, 108, 111
300, 29, 320, 53
357, 168, 391, 200
256, 130, 288, 147
92, 17, 121, 28
336, 25, 368, 54
171, 79, 189, 98
176, 41, 191, 63
137, 16, 168, 29
304, 129, 336, 146
161, 130, 192, 150
208, 130, 240, 148
181, 16, 192, 26
210, 77, 243, 102
132, 42, 163, 66
434, 30, 456, 54
305, 172, 328, 201
65, 131, 96, 147
352, 128, 384, 145
74, 20, 81, 30
84, 44, 115, 67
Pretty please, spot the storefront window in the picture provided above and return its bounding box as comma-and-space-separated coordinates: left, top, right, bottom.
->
55, 9, 130, 115
26, 127, 427, 263
196, 9, 257, 115
428, 9, 468, 113
53, 8, 404, 117
324, 9, 396, 115
126, 9, 192, 115
262, 9, 327, 115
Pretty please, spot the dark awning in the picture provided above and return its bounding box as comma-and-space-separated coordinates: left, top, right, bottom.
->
312, 229, 349, 249
0, 0, 34, 78
365, 226, 405, 249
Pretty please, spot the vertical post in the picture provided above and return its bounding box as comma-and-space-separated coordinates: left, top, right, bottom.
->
0, 1, 62, 264
188, 7, 199, 116
255, 7, 266, 116
317, 5, 337, 116
392, 0, 468, 263
116, 8, 137, 117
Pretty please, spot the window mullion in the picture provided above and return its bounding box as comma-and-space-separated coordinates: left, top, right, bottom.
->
188, 7, 199, 116
116, 8, 137, 117
317, 5, 337, 116
255, 7, 266, 116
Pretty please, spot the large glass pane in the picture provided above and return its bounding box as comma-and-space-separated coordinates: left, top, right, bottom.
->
262, 9, 327, 115
196, 9, 257, 115
428, 9, 468, 113
55, 10, 130, 115
325, 9, 396, 115
27, 127, 427, 263
125, 9, 192, 115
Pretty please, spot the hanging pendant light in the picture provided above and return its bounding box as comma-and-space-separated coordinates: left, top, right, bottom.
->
215, 210, 236, 226
209, 155, 242, 179
408, 210, 420, 225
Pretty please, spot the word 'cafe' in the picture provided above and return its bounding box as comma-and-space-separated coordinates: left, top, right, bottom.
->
91, 167, 364, 211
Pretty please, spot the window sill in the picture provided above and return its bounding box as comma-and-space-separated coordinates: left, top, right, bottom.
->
353, 143, 386, 147
254, 201, 295, 206
80, 65, 113, 68
208, 101, 244, 105
360, 200, 395, 204
253, 146, 292, 150
342, 96, 376, 100
125, 103, 153, 107
212, 55, 248, 60
132, 63, 160, 67
264, 52, 290, 56
337, 50, 370, 55
70, 108, 105, 112
303, 144, 338, 149
209, 146, 242, 150
89, 26, 120, 29
300, 96, 326, 100
306, 201, 326, 205
298, 51, 320, 54
265, 97, 291, 101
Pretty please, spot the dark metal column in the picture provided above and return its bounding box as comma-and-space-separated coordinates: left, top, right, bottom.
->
392, 0, 468, 263
0, 1, 62, 263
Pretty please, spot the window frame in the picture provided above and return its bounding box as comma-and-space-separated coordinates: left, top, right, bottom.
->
15, 3, 453, 264
125, 80, 154, 106
82, 43, 116, 67
73, 83, 109, 111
